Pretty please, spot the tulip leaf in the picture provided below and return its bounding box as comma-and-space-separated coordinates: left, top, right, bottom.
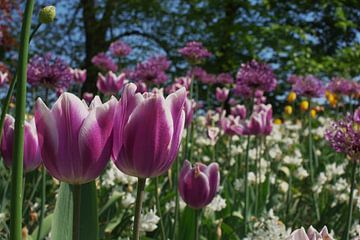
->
179, 206, 196, 240
30, 213, 53, 240
51, 181, 99, 240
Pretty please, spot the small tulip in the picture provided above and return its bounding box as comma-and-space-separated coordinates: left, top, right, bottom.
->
179, 160, 220, 209
70, 68, 86, 84
231, 105, 246, 119
310, 109, 317, 118
274, 118, 282, 125
184, 98, 195, 127
300, 100, 309, 111
112, 83, 186, 178
287, 91, 297, 103
284, 105, 293, 115
35, 92, 117, 184
286, 226, 333, 240
96, 71, 125, 95
82, 92, 94, 104
244, 104, 272, 135
1, 115, 42, 172
0, 71, 8, 86
215, 87, 229, 102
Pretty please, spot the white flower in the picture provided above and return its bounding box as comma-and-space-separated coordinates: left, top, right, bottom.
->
138, 209, 160, 232
279, 181, 289, 193
204, 195, 226, 218
248, 172, 256, 184
295, 167, 308, 180
121, 193, 135, 208
102, 162, 137, 187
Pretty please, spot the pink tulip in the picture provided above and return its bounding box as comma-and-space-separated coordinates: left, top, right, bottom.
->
231, 104, 247, 119
1, 115, 42, 172
0, 71, 8, 86
35, 92, 117, 184
243, 104, 272, 135
96, 71, 125, 95
82, 92, 94, 104
112, 83, 186, 178
286, 226, 333, 240
184, 98, 196, 127
215, 87, 229, 102
70, 68, 87, 84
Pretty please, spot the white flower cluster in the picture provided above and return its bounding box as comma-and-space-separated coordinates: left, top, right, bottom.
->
102, 162, 137, 188
204, 195, 226, 218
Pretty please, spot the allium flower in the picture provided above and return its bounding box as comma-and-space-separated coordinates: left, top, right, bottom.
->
0, 71, 8, 86
215, 87, 229, 102
235, 60, 277, 97
132, 56, 170, 84
327, 77, 354, 96
35, 92, 117, 184
287, 75, 301, 85
96, 71, 126, 95
179, 160, 220, 209
1, 115, 41, 172
286, 226, 333, 240
325, 108, 360, 160
91, 52, 118, 72
292, 75, 325, 98
112, 83, 186, 178
109, 40, 131, 57
189, 67, 216, 84
27, 53, 72, 90
70, 68, 86, 84
243, 104, 273, 135
216, 73, 233, 84
178, 41, 212, 63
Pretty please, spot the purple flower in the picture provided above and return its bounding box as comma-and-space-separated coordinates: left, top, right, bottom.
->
131, 56, 170, 84
166, 77, 192, 94
184, 98, 196, 127
178, 41, 212, 63
215, 87, 229, 102
235, 60, 277, 97
1, 115, 42, 172
0, 71, 8, 86
219, 113, 244, 136
292, 75, 325, 98
27, 53, 72, 90
287, 75, 301, 85
91, 52, 118, 72
286, 226, 333, 240
216, 73, 233, 84
70, 68, 86, 84
109, 40, 131, 57
325, 108, 360, 160
35, 92, 117, 184
326, 77, 354, 96
179, 160, 220, 209
231, 105, 246, 119
112, 83, 186, 178
82, 92, 94, 104
96, 71, 126, 95
243, 104, 273, 136
189, 67, 216, 84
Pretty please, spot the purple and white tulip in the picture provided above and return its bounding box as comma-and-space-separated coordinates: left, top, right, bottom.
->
96, 71, 126, 95
286, 226, 333, 240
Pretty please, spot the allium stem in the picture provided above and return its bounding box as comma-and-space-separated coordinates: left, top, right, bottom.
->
344, 161, 357, 240
36, 167, 46, 240
72, 184, 81, 240
133, 178, 146, 240
243, 135, 251, 235
10, 1, 35, 239
154, 177, 166, 240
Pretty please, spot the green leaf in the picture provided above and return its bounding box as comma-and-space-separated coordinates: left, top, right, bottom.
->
30, 214, 53, 240
79, 181, 99, 240
99, 190, 122, 216
179, 206, 196, 240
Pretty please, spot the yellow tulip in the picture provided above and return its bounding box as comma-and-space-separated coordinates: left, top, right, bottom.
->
300, 100, 309, 111
310, 109, 317, 118
287, 91, 297, 103
274, 118, 282, 125
284, 105, 293, 115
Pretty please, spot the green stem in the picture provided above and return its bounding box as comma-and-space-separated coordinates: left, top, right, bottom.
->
194, 209, 201, 240
285, 173, 292, 224
173, 155, 180, 240
344, 161, 357, 240
155, 178, 166, 240
133, 178, 146, 240
243, 135, 251, 235
10, 1, 35, 239
36, 167, 46, 240
72, 184, 81, 240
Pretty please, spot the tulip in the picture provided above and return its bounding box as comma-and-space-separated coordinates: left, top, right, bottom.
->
300, 100, 309, 111
286, 226, 333, 240
112, 83, 186, 178
184, 98, 195, 127
310, 109, 317, 118
215, 87, 229, 102
70, 68, 86, 84
230, 105, 246, 119
243, 104, 272, 135
284, 105, 293, 115
96, 71, 125, 95
0, 71, 8, 86
179, 160, 220, 209
35, 92, 116, 184
219, 113, 244, 136
1, 114, 41, 172
274, 118, 282, 125
287, 91, 297, 103
82, 92, 94, 104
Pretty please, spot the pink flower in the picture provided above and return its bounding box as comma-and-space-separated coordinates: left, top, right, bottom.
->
96, 71, 126, 95
70, 68, 87, 84
216, 87, 230, 102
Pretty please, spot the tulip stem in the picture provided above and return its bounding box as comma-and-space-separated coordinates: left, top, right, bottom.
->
154, 177, 166, 240
194, 209, 201, 240
243, 135, 250, 236
173, 156, 180, 240
36, 167, 46, 240
72, 184, 81, 240
10, 0, 35, 239
344, 160, 357, 240
133, 178, 146, 240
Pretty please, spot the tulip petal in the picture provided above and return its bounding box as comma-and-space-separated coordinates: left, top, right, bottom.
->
180, 170, 210, 209
205, 163, 220, 204
286, 228, 309, 240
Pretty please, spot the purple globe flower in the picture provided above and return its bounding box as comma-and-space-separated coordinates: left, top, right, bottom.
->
109, 40, 132, 57
35, 92, 117, 184
91, 52, 118, 72
292, 75, 325, 98
189, 67, 216, 84
216, 73, 234, 84
326, 77, 354, 96
132, 56, 170, 84
27, 53, 72, 90
235, 60, 277, 97
178, 41, 212, 63
1, 115, 42, 173
112, 83, 186, 178
179, 160, 220, 209
325, 108, 360, 160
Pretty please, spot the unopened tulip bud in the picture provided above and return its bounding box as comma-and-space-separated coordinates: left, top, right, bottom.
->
287, 91, 297, 103
310, 109, 317, 118
274, 118, 282, 125
39, 6, 56, 24
300, 100, 309, 111
284, 105, 293, 115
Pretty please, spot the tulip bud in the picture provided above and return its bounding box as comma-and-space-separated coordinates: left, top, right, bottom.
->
179, 160, 220, 209
39, 6, 56, 24
287, 91, 296, 103
300, 100, 309, 111
284, 105, 293, 115
310, 109, 317, 118
96, 71, 125, 95
274, 118, 282, 125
